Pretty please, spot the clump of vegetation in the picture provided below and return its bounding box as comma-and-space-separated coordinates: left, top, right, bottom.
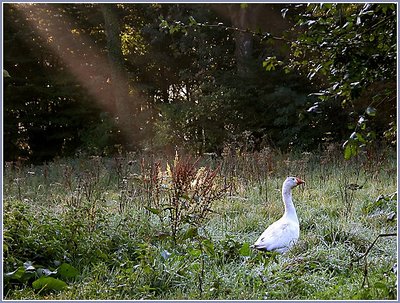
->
138, 153, 229, 242
3, 149, 397, 300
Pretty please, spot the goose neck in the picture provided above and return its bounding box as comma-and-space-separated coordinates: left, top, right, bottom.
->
282, 187, 298, 221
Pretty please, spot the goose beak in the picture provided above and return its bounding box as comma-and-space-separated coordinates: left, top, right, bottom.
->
296, 177, 305, 185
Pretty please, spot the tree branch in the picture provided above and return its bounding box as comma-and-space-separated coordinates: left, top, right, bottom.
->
352, 232, 397, 263
161, 19, 289, 42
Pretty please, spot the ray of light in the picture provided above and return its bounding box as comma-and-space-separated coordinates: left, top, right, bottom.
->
14, 3, 146, 143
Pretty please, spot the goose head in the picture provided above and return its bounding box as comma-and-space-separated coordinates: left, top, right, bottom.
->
284, 176, 305, 190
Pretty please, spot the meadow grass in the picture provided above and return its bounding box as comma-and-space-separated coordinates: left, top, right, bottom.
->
3, 148, 397, 300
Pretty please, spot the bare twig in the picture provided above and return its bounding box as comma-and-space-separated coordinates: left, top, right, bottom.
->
352, 233, 397, 263
351, 232, 397, 288
162, 19, 289, 42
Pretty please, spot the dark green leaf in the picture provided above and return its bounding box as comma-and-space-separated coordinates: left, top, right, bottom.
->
32, 276, 67, 291
188, 16, 197, 26
202, 239, 215, 256
4, 267, 25, 280
367, 131, 376, 140
144, 206, 162, 215
182, 227, 198, 240
356, 133, 366, 144
57, 263, 79, 279
374, 281, 387, 289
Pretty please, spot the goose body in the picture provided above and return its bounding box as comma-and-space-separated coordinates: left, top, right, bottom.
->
253, 176, 304, 253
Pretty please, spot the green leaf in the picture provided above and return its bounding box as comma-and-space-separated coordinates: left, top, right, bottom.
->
239, 242, 251, 256
343, 140, 358, 160
188, 248, 202, 258
57, 263, 79, 279
191, 262, 201, 271
321, 3, 332, 9
4, 267, 25, 280
356, 133, 366, 144
142, 264, 153, 275
202, 239, 215, 256
374, 281, 387, 289
357, 116, 366, 129
138, 285, 157, 292
32, 276, 67, 291
343, 21, 353, 29
366, 106, 376, 116
3, 69, 11, 78
159, 19, 169, 29
366, 131, 376, 140
188, 16, 197, 26
182, 227, 198, 240
144, 206, 162, 215
263, 56, 279, 71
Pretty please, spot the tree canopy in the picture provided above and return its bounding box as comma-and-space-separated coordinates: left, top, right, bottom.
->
3, 3, 396, 163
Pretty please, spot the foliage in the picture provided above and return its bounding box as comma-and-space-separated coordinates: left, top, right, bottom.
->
3, 149, 397, 299
3, 200, 80, 294
152, 6, 324, 153
3, 3, 397, 163
285, 3, 396, 156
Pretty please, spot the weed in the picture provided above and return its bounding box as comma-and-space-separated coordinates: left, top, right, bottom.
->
137, 153, 228, 243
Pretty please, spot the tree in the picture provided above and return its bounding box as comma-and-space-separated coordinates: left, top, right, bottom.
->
100, 4, 144, 148
3, 3, 121, 162
155, 4, 330, 153
211, 4, 291, 75
285, 3, 396, 157
5, 3, 394, 163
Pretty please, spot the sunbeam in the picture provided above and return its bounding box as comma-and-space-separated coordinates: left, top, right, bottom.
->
14, 3, 145, 144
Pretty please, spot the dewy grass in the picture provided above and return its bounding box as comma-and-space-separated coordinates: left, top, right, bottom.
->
3, 149, 397, 300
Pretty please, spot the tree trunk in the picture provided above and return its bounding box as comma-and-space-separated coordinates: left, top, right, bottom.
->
211, 4, 292, 75
228, 4, 256, 75
100, 4, 136, 147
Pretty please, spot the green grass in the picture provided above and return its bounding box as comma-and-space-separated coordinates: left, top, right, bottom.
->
3, 149, 397, 300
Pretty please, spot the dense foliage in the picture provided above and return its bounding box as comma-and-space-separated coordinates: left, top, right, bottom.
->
286, 3, 396, 159
3, 3, 396, 163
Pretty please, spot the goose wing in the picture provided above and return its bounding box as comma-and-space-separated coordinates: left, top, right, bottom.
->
253, 219, 299, 252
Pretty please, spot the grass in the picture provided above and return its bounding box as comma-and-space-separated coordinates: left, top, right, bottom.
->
3, 147, 397, 300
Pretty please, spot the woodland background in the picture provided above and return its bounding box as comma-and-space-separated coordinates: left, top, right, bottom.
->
3, 3, 396, 163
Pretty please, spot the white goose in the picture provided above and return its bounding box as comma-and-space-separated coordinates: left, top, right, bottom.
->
252, 176, 305, 253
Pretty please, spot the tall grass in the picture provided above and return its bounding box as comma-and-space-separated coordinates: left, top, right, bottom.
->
3, 147, 397, 299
